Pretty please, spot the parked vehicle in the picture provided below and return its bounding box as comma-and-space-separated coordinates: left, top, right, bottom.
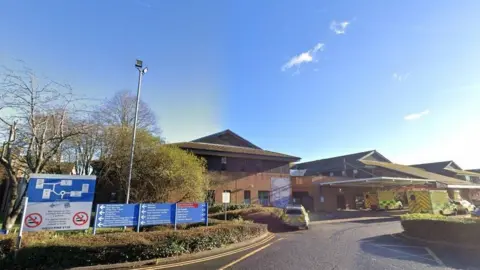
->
451, 199, 476, 214
283, 204, 310, 230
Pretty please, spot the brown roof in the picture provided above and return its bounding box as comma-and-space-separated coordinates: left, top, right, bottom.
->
361, 160, 475, 186
173, 142, 300, 161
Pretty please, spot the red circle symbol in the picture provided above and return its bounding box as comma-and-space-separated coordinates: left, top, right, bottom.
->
25, 213, 42, 228
72, 212, 89, 226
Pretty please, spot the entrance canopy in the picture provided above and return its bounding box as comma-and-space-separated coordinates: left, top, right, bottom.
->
318, 177, 480, 189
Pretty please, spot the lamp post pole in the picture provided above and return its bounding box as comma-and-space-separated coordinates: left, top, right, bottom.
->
125, 60, 147, 204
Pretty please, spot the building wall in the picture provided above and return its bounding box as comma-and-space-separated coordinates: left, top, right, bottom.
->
208, 171, 291, 205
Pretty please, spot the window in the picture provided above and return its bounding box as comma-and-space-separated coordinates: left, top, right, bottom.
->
285, 208, 303, 215
329, 172, 334, 177
244, 190, 251, 204
342, 171, 347, 176
221, 157, 227, 171
258, 191, 270, 206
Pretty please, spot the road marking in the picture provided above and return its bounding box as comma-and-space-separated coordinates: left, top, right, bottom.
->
425, 247, 445, 267
137, 234, 276, 269
218, 241, 276, 270
365, 243, 437, 263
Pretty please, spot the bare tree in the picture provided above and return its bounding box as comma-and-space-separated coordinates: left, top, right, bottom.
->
0, 67, 87, 230
98, 90, 158, 133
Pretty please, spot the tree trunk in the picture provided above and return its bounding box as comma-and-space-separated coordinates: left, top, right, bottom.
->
2, 174, 22, 230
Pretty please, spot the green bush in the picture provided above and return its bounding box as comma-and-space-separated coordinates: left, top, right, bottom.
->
208, 204, 256, 214
401, 214, 480, 245
0, 223, 267, 269
400, 213, 480, 223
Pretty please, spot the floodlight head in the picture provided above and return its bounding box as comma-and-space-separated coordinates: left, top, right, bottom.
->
135, 59, 143, 68
142, 67, 148, 74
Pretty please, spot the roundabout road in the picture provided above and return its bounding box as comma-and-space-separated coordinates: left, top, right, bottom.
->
139, 219, 480, 270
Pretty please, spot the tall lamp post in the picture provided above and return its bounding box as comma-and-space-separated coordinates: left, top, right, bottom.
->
125, 59, 148, 204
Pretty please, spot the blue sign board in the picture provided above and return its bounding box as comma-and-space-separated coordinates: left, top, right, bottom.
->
95, 204, 139, 229
27, 175, 96, 203
139, 203, 174, 226
23, 174, 97, 232
176, 202, 207, 224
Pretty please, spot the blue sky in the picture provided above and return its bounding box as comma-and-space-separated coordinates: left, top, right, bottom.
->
1, 1, 480, 168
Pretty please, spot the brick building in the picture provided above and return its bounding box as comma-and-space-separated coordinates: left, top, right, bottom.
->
291, 150, 480, 212
175, 130, 300, 207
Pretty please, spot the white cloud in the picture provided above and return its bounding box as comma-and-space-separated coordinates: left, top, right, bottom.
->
281, 43, 324, 71
404, 110, 430, 120
330, 20, 350, 34
393, 72, 410, 82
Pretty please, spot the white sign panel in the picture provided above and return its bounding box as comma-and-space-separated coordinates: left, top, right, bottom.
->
24, 202, 92, 231
222, 192, 231, 203
271, 177, 291, 208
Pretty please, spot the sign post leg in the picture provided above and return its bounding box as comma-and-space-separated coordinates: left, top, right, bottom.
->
224, 203, 227, 221
137, 203, 142, 233
93, 204, 99, 235
174, 203, 177, 231
205, 203, 208, 227
16, 197, 29, 249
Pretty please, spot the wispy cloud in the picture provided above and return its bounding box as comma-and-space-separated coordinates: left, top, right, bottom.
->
330, 20, 350, 34
404, 110, 430, 120
281, 43, 324, 71
393, 72, 410, 82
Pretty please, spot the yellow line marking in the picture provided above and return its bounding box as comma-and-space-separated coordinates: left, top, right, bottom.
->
137, 234, 275, 269
218, 242, 274, 270
425, 247, 445, 267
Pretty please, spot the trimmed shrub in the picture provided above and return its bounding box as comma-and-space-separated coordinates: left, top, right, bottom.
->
208, 204, 256, 214
400, 214, 480, 245
0, 223, 267, 269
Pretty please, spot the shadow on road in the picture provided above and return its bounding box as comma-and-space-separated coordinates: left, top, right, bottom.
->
359, 234, 440, 267
360, 234, 480, 269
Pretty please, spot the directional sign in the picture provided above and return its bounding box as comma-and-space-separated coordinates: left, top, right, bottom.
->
95, 204, 139, 228
139, 203, 174, 226
24, 174, 96, 232
176, 202, 207, 224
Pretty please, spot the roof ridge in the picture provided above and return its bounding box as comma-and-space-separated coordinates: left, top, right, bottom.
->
296, 150, 375, 165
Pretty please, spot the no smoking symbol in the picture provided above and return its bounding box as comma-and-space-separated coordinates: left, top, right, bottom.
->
25, 213, 42, 228
73, 212, 89, 226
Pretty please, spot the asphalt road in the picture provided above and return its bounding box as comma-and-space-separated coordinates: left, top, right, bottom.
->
160, 219, 480, 270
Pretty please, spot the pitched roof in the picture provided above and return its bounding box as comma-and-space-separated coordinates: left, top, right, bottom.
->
174, 141, 300, 161
192, 129, 261, 149
292, 150, 390, 176
468, 169, 480, 173
411, 161, 453, 174
411, 161, 480, 177
360, 160, 475, 186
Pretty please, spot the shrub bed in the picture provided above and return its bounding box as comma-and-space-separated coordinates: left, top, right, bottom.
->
209, 206, 284, 221
400, 214, 480, 245
0, 222, 267, 269
208, 203, 256, 214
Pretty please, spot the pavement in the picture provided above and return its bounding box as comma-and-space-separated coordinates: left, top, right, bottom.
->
137, 217, 480, 270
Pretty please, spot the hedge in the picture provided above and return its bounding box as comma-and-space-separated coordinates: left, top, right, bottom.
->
209, 207, 284, 221
208, 203, 256, 214
400, 214, 480, 245
0, 222, 267, 269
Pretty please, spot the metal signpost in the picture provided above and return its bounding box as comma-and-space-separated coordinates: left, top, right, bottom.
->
176, 203, 208, 225
93, 202, 208, 234
222, 192, 230, 221
93, 204, 139, 234
22, 174, 96, 233
137, 203, 174, 232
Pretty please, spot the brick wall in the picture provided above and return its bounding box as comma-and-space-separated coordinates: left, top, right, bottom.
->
208, 171, 291, 205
